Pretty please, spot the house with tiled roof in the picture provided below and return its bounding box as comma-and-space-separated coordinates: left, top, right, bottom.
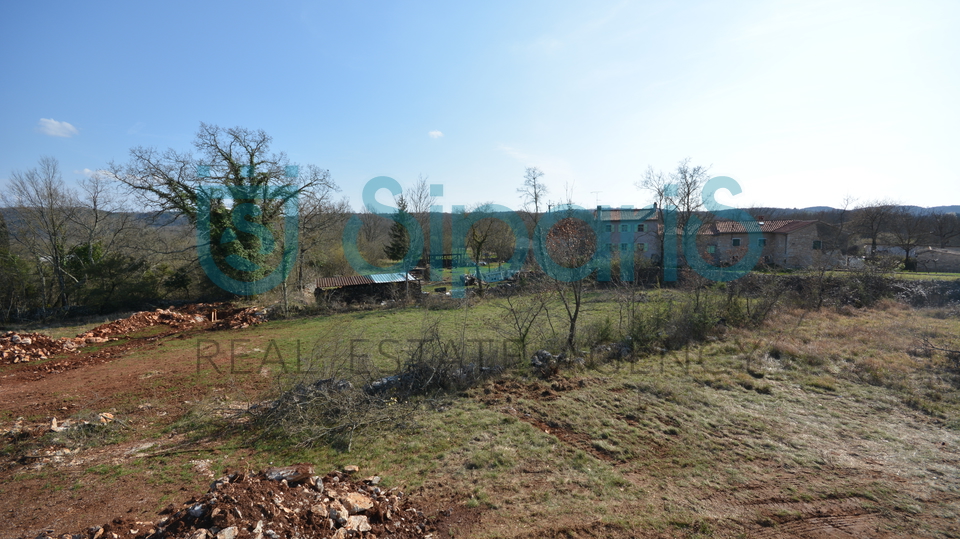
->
697, 217, 834, 268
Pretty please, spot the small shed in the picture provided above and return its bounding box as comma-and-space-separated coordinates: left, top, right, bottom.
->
314, 272, 420, 304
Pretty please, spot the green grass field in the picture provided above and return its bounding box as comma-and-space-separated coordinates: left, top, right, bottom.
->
4, 283, 960, 537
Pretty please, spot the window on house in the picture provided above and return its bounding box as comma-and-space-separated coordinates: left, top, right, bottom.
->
707, 245, 716, 254
620, 224, 629, 232
638, 243, 646, 252
620, 243, 629, 251
604, 224, 612, 232
758, 238, 766, 247
732, 238, 742, 247
813, 240, 822, 250
606, 243, 614, 251
637, 224, 645, 232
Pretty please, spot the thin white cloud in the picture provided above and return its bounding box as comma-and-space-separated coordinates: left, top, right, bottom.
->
496, 143, 577, 195
428, 130, 444, 139
496, 143, 529, 161
37, 118, 79, 138
74, 168, 110, 178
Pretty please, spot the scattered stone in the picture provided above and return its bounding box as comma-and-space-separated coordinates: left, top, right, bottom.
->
341, 492, 374, 514
530, 349, 584, 378
49, 466, 435, 539
343, 465, 359, 474
264, 464, 314, 485
309, 475, 324, 494
345, 515, 372, 532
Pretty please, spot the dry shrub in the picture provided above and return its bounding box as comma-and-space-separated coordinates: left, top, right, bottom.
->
249, 319, 507, 449
805, 375, 838, 392
874, 298, 908, 312
768, 341, 802, 361
850, 356, 911, 389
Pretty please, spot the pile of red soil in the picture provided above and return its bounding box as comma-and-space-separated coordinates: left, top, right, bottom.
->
33, 466, 437, 539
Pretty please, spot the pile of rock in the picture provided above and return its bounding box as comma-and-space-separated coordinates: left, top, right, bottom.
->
38, 466, 435, 539
70, 304, 266, 341
2, 303, 266, 367
195, 304, 267, 330
0, 331, 78, 365
530, 349, 584, 378
80, 309, 209, 340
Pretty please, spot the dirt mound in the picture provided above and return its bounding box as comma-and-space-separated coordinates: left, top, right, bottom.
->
1, 304, 266, 367
0, 331, 78, 365
35, 466, 437, 539
79, 303, 265, 341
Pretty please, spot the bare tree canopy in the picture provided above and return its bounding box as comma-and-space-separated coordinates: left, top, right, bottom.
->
110, 123, 336, 224
108, 124, 343, 298
930, 210, 960, 248
637, 158, 710, 280
853, 199, 898, 255
887, 206, 932, 267
637, 158, 709, 233
406, 174, 437, 269
3, 157, 155, 312
5, 157, 76, 307
517, 167, 548, 218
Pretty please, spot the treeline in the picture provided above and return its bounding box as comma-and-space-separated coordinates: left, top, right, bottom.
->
0, 124, 356, 322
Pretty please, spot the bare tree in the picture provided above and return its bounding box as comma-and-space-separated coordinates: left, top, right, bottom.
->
853, 199, 897, 255
4, 157, 78, 308
637, 158, 711, 279
70, 173, 139, 267
458, 202, 500, 296
406, 174, 436, 271
518, 167, 548, 221
638, 158, 709, 233
356, 205, 392, 264
111, 123, 328, 223
888, 207, 932, 268
542, 210, 596, 354
929, 211, 960, 248
829, 194, 857, 253
110, 123, 338, 290
295, 170, 348, 288
494, 284, 548, 362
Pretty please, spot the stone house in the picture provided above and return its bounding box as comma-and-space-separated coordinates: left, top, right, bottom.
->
594, 207, 661, 262
590, 206, 835, 271
696, 219, 832, 269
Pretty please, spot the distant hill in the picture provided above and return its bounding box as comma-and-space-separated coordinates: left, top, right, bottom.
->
796, 205, 960, 215
0, 207, 189, 228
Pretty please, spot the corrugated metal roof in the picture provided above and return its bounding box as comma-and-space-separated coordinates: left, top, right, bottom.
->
369, 272, 414, 283
316, 275, 375, 288
316, 272, 414, 289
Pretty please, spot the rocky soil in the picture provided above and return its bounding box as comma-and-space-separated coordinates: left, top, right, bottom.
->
27, 466, 437, 539
0, 304, 265, 366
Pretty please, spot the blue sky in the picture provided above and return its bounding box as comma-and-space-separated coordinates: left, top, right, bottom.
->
2, 0, 958, 213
